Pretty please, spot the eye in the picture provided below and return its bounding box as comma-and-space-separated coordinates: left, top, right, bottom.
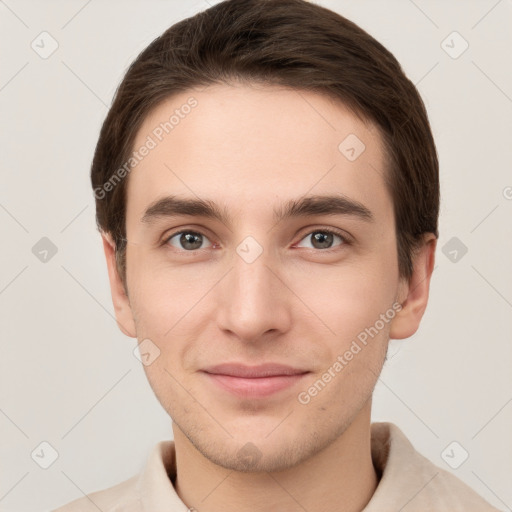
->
164, 230, 213, 251
162, 227, 350, 253
295, 228, 349, 250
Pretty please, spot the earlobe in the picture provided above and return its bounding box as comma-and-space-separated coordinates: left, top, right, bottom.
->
101, 232, 137, 338
389, 234, 437, 340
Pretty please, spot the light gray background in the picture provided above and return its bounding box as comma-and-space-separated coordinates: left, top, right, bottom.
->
1, 0, 511, 510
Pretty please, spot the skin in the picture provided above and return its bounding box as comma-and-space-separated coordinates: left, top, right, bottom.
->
102, 83, 436, 512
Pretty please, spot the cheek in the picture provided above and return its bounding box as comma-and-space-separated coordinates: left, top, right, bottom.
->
126, 245, 213, 336
290, 259, 397, 341
140, 358, 193, 422
127, 260, 219, 388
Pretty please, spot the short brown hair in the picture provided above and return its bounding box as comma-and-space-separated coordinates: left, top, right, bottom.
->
91, 0, 439, 290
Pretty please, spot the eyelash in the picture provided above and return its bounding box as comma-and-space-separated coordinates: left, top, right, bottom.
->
162, 227, 351, 254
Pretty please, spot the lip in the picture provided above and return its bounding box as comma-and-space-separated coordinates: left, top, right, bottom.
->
202, 362, 308, 378
201, 363, 310, 398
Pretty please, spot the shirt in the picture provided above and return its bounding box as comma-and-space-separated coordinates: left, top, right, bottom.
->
52, 422, 501, 511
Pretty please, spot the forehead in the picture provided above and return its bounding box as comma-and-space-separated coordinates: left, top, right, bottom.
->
126, 83, 391, 230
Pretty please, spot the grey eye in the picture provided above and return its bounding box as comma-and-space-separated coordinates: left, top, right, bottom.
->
167, 231, 212, 251
296, 230, 345, 250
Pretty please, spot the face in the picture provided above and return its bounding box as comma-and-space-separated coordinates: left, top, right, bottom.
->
103, 83, 435, 472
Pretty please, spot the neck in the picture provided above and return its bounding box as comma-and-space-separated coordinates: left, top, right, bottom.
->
172, 402, 378, 512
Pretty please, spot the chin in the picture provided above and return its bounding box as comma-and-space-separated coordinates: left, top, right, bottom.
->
205, 439, 309, 473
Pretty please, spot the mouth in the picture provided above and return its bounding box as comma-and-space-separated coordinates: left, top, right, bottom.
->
200, 363, 310, 398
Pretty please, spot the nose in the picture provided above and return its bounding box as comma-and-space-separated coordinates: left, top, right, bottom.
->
216, 241, 292, 344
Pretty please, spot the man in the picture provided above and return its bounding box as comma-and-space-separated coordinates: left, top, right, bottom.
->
54, 0, 500, 510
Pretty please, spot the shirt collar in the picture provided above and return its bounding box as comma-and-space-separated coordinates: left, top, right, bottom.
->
362, 422, 440, 511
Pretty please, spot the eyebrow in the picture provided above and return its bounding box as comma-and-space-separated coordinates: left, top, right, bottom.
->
141, 193, 374, 227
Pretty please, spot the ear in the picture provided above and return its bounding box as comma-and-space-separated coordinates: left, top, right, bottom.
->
389, 234, 437, 340
101, 232, 137, 338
